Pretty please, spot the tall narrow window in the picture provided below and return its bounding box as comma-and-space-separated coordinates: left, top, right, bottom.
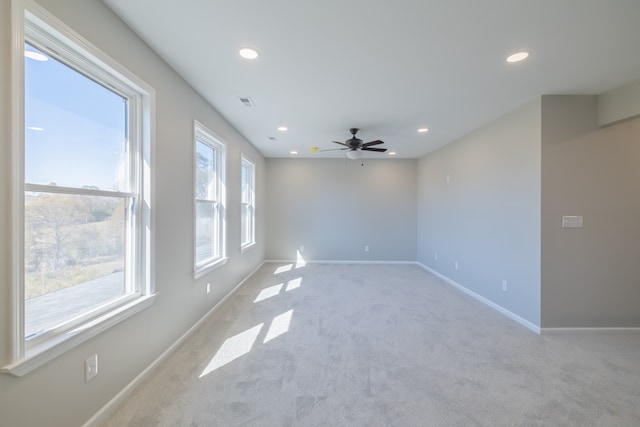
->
23, 41, 133, 341
240, 156, 256, 250
194, 122, 227, 276
5, 5, 155, 376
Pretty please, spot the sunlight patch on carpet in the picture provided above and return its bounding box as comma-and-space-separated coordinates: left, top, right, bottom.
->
264, 309, 293, 343
254, 283, 284, 302
274, 264, 293, 274
199, 323, 264, 377
286, 278, 302, 291
254, 277, 302, 303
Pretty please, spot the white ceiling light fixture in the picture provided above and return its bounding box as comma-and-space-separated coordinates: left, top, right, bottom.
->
290, 150, 298, 155
27, 126, 44, 131
417, 128, 429, 133
24, 50, 48, 61
506, 51, 530, 63
346, 150, 362, 160
239, 47, 259, 60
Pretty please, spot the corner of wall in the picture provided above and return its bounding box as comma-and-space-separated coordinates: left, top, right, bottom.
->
541, 95, 599, 147
540, 93, 640, 327
598, 78, 640, 126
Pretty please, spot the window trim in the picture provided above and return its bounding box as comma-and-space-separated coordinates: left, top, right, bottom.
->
193, 120, 227, 278
2, 0, 156, 377
240, 155, 256, 252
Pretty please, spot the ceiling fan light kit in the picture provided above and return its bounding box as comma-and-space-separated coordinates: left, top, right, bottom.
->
346, 150, 361, 160
312, 128, 388, 159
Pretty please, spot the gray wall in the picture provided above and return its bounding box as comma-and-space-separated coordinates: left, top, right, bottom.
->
417, 100, 542, 326
265, 158, 417, 262
541, 95, 640, 327
416, 92, 640, 329
0, 1, 265, 426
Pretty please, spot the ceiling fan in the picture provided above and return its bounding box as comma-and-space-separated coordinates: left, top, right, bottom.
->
311, 128, 387, 159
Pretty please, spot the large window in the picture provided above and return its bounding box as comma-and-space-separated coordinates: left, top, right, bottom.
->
240, 156, 256, 250
4, 4, 155, 376
194, 122, 227, 276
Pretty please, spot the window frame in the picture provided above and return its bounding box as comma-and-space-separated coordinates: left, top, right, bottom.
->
2, 0, 156, 377
240, 155, 256, 252
193, 121, 227, 278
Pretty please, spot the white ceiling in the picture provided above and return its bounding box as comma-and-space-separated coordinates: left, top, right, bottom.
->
102, 0, 640, 159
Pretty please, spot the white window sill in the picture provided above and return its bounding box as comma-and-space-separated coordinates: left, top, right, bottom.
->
241, 242, 256, 254
194, 257, 228, 279
1, 294, 157, 377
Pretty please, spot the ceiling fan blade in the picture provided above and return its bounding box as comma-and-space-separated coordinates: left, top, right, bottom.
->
332, 140, 349, 147
362, 139, 384, 147
318, 147, 348, 152
361, 147, 387, 152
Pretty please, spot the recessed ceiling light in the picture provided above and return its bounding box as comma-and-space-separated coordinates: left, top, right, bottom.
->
388, 152, 397, 156
24, 50, 48, 61
277, 126, 288, 132
27, 126, 44, 131
506, 51, 530, 63
290, 150, 298, 155
239, 48, 259, 60
417, 128, 429, 133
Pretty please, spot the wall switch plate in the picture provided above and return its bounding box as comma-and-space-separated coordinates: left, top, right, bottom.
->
364, 245, 369, 252
85, 354, 98, 383
454, 261, 459, 270
502, 280, 508, 292
562, 216, 583, 228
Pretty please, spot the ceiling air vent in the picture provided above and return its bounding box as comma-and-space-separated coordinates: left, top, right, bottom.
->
238, 97, 255, 108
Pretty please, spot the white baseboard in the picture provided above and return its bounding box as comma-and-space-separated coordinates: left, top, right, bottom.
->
541, 327, 640, 334
264, 259, 416, 265
416, 263, 640, 334
415, 262, 542, 334
82, 261, 266, 427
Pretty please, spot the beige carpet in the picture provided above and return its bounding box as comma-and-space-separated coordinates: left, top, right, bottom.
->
100, 263, 640, 426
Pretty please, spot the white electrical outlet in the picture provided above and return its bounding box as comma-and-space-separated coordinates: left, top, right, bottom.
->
502, 280, 508, 292
562, 216, 583, 228
364, 245, 369, 252
206, 283, 211, 294
85, 354, 98, 383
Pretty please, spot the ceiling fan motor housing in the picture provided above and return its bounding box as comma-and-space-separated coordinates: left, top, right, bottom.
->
347, 128, 362, 148
348, 138, 362, 149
